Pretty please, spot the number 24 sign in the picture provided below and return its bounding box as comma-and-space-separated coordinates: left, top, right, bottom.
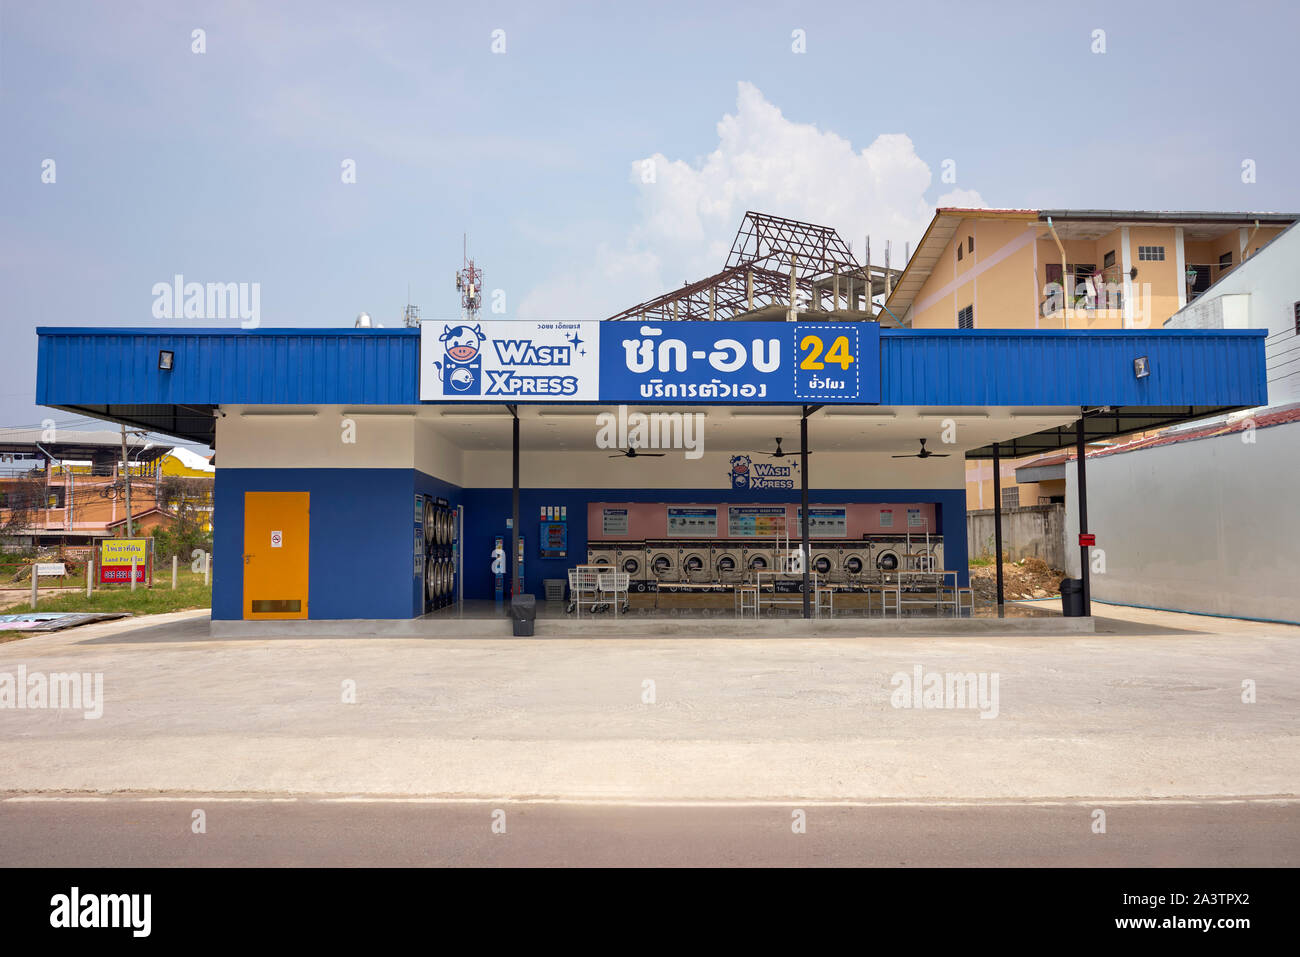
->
793, 326, 863, 400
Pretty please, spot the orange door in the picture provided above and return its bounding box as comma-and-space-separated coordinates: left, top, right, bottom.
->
243, 492, 309, 619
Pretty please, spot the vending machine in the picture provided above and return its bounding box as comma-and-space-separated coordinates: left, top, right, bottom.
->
539, 505, 567, 559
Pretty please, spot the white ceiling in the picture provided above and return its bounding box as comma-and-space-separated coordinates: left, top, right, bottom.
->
284, 404, 1082, 454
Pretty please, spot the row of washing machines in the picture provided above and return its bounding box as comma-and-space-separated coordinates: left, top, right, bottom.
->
586, 537, 944, 593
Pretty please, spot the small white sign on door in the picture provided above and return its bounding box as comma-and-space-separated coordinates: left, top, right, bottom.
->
271, 530, 283, 548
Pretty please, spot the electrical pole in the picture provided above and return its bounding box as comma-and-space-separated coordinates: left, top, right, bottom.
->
121, 424, 134, 538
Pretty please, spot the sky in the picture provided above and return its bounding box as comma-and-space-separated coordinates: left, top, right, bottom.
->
3, 0, 1299, 441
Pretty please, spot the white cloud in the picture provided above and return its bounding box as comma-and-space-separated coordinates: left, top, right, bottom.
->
518, 82, 985, 319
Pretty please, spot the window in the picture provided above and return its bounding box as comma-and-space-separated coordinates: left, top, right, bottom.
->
1103, 250, 1116, 269
957, 305, 974, 329
1219, 251, 1233, 270
956, 243, 963, 262
1138, 245, 1165, 261
1001, 486, 1020, 509
967, 236, 974, 254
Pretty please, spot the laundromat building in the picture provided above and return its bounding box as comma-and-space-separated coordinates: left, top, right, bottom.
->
32, 317, 1267, 631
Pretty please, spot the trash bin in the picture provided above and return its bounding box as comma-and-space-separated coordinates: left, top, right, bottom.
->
511, 594, 537, 636
1060, 578, 1085, 617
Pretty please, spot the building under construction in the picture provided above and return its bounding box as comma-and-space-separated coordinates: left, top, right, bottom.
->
604, 211, 905, 325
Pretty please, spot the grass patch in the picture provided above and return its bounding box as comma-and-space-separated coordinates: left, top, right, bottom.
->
968, 557, 995, 567
0, 567, 212, 617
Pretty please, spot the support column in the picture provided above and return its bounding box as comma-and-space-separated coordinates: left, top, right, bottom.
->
1076, 414, 1091, 615
992, 441, 1005, 616
510, 405, 520, 598
800, 409, 811, 618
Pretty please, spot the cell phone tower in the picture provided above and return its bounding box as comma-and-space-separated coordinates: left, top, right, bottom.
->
455, 234, 483, 321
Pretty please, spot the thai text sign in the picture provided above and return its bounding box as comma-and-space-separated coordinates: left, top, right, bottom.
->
420, 320, 880, 404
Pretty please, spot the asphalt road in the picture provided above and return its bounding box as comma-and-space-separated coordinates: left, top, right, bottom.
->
1, 796, 1295, 867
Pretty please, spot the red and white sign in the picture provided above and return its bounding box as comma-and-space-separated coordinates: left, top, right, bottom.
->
1079, 533, 1096, 547
100, 564, 147, 584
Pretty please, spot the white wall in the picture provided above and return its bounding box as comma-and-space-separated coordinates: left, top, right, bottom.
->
216, 407, 419, 469
1166, 221, 1300, 407
461, 448, 966, 490
213, 406, 964, 493
1065, 419, 1300, 623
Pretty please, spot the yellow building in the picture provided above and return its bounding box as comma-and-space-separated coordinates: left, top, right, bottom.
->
887, 208, 1294, 332
881, 208, 1297, 513
156, 447, 215, 532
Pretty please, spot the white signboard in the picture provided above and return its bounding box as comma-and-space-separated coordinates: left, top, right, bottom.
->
36, 563, 66, 576
271, 530, 283, 548
666, 507, 717, 538
602, 508, 629, 536
420, 320, 601, 401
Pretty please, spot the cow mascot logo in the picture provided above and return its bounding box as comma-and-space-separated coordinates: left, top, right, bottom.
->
434, 324, 486, 394
729, 454, 751, 490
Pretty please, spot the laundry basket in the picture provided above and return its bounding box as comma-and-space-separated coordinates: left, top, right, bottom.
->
543, 578, 566, 602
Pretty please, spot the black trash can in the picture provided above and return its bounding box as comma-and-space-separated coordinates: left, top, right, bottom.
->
511, 594, 537, 636
1060, 578, 1085, 617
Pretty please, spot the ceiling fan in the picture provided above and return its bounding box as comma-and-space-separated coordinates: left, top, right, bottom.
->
609, 445, 665, 459
755, 437, 806, 458
892, 438, 950, 459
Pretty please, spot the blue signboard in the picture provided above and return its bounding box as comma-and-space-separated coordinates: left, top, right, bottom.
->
601, 321, 878, 404
421, 320, 880, 404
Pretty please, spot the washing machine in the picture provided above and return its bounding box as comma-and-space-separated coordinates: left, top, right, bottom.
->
586, 544, 617, 569
645, 540, 678, 589
678, 542, 711, 583
616, 542, 648, 591
908, 537, 945, 572
838, 542, 871, 586
712, 542, 744, 582
742, 544, 775, 580
809, 545, 839, 582
870, 535, 906, 572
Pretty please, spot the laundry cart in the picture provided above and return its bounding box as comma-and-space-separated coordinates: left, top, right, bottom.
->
567, 566, 603, 616
597, 569, 631, 616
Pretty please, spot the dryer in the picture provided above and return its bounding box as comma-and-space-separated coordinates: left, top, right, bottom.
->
586, 544, 618, 569
423, 497, 457, 612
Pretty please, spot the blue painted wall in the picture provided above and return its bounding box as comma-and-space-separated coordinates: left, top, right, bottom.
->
38, 326, 1267, 410
214, 467, 967, 618
214, 468, 421, 620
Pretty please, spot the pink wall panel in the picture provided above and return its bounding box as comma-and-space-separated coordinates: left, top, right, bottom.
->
587, 501, 937, 540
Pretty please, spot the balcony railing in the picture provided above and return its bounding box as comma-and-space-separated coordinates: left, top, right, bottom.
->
1040, 266, 1126, 318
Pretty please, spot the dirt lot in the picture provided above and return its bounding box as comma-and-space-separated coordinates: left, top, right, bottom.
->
970, 557, 1065, 601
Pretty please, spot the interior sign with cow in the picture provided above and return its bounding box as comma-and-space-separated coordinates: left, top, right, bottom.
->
419, 320, 881, 404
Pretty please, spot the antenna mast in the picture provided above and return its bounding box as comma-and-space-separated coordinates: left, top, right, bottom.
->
455, 232, 483, 321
